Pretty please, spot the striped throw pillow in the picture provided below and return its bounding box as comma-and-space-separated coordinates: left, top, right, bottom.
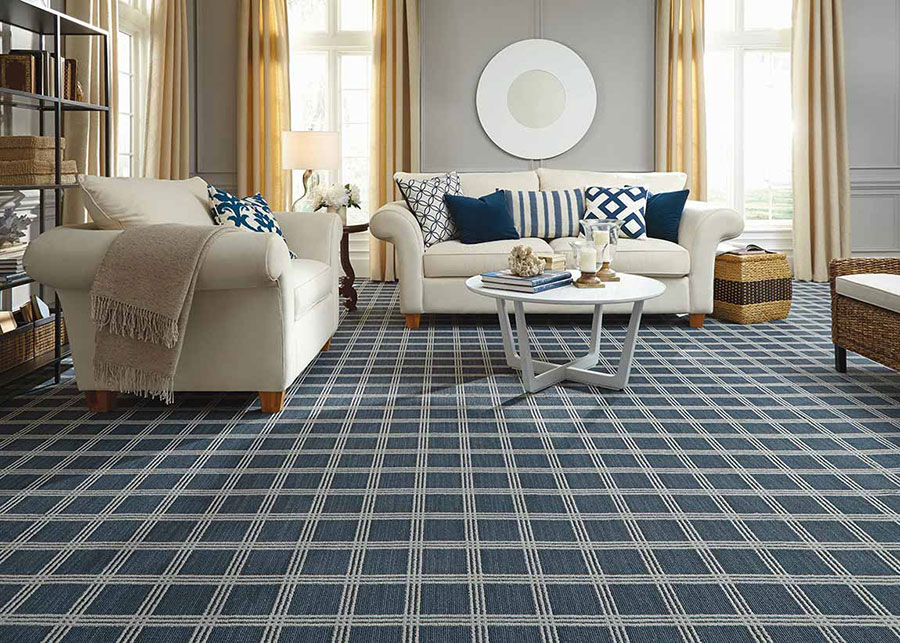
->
504, 189, 585, 240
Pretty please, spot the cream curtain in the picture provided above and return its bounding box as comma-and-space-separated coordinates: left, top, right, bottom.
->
143, 0, 190, 180
792, 0, 852, 282
238, 0, 291, 209
369, 0, 420, 282
655, 0, 706, 200
64, 0, 118, 224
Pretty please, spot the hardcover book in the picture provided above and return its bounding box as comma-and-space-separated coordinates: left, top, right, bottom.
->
481, 269, 572, 287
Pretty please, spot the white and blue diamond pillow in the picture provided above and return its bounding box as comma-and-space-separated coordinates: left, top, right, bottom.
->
584, 186, 648, 239
207, 185, 295, 256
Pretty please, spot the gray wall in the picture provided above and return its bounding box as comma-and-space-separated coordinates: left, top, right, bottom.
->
190, 0, 239, 195
844, 0, 900, 256
420, 0, 655, 173
187, 0, 900, 259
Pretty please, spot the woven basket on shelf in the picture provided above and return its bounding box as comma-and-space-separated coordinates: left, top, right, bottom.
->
0, 315, 67, 374
34, 316, 67, 356
0, 324, 34, 373
713, 251, 793, 324
0, 136, 68, 163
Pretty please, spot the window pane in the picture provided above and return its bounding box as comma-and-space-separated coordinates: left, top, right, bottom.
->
706, 0, 736, 33
287, 0, 327, 32
117, 154, 132, 178
705, 50, 736, 208
340, 0, 372, 32
342, 123, 368, 160
118, 115, 132, 154
118, 32, 132, 72
341, 54, 369, 90
743, 50, 793, 221
744, 0, 792, 31
118, 73, 132, 115
290, 52, 328, 130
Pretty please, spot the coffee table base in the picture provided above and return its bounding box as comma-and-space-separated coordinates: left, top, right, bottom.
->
496, 299, 645, 394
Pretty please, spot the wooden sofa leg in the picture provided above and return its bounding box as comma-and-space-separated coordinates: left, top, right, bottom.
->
405, 314, 421, 330
689, 314, 706, 329
835, 345, 848, 373
85, 391, 117, 413
322, 338, 332, 352
259, 391, 286, 413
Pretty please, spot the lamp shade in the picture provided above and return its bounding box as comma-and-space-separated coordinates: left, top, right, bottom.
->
281, 131, 341, 170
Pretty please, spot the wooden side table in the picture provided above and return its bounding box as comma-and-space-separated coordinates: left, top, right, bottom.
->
341, 221, 369, 311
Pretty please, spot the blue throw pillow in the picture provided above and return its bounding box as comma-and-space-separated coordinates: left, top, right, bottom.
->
645, 189, 690, 243
207, 185, 295, 257
444, 191, 520, 244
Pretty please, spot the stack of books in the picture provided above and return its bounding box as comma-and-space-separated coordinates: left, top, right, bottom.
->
0, 243, 27, 283
481, 269, 573, 294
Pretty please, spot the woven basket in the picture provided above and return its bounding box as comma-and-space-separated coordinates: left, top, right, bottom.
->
0, 136, 66, 150
713, 252, 793, 324
0, 315, 67, 374
0, 324, 34, 373
34, 316, 67, 356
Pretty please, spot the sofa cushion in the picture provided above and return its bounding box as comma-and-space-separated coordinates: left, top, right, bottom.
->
445, 191, 520, 244
584, 186, 648, 239
504, 189, 585, 239
395, 171, 539, 197
549, 236, 690, 277
292, 259, 335, 317
424, 238, 553, 278
395, 172, 462, 247
538, 168, 688, 194
78, 175, 214, 230
835, 273, 900, 314
208, 185, 294, 256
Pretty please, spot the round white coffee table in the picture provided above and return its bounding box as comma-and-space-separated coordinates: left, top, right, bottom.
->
466, 272, 666, 393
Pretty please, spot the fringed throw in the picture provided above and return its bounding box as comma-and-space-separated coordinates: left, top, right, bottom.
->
90, 224, 234, 403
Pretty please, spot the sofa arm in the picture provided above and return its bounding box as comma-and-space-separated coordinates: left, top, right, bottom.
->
370, 200, 425, 313
678, 201, 744, 314
275, 211, 341, 269
25, 226, 292, 292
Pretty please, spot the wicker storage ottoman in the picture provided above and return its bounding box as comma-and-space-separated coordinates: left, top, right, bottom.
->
714, 251, 792, 324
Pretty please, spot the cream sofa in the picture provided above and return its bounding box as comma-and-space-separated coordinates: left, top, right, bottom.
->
25, 209, 342, 414
371, 169, 744, 328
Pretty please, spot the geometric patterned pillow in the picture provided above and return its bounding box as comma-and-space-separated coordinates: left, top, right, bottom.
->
584, 185, 648, 239
207, 185, 295, 257
395, 172, 462, 247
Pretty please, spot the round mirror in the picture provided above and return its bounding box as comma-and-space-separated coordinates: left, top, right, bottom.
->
476, 39, 597, 160
507, 70, 567, 129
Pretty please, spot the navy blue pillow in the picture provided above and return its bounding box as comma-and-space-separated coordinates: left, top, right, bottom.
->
444, 191, 520, 244
645, 189, 690, 243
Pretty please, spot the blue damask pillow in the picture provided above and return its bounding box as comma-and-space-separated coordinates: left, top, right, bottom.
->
207, 185, 295, 256
584, 186, 648, 239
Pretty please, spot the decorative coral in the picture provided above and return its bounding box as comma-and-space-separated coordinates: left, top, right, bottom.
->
0, 207, 35, 248
508, 244, 545, 278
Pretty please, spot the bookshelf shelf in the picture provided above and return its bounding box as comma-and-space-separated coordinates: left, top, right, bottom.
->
0, 87, 109, 112
0, 0, 111, 387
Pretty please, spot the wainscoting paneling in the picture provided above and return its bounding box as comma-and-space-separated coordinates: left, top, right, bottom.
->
419, 0, 656, 174
845, 0, 900, 256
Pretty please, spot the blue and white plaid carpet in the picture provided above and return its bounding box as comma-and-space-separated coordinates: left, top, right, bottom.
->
0, 282, 898, 642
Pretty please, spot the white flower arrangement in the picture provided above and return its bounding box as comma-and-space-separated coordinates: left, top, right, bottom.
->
311, 183, 362, 212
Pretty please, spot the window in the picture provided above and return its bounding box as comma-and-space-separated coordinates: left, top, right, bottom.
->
116, 0, 149, 177
287, 0, 373, 216
705, 0, 793, 226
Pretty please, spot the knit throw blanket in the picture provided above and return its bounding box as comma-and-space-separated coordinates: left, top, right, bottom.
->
90, 224, 235, 403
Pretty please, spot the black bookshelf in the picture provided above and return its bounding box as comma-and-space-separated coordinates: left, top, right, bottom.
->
0, 0, 112, 385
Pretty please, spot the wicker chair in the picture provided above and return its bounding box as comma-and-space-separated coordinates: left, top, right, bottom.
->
830, 258, 900, 372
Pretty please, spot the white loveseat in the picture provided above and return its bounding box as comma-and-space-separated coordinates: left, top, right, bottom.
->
24, 177, 341, 414
371, 169, 744, 328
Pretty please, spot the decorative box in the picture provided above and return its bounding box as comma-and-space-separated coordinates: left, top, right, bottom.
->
713, 250, 792, 324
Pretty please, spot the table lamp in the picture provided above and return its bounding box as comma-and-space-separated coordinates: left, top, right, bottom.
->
282, 131, 341, 211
